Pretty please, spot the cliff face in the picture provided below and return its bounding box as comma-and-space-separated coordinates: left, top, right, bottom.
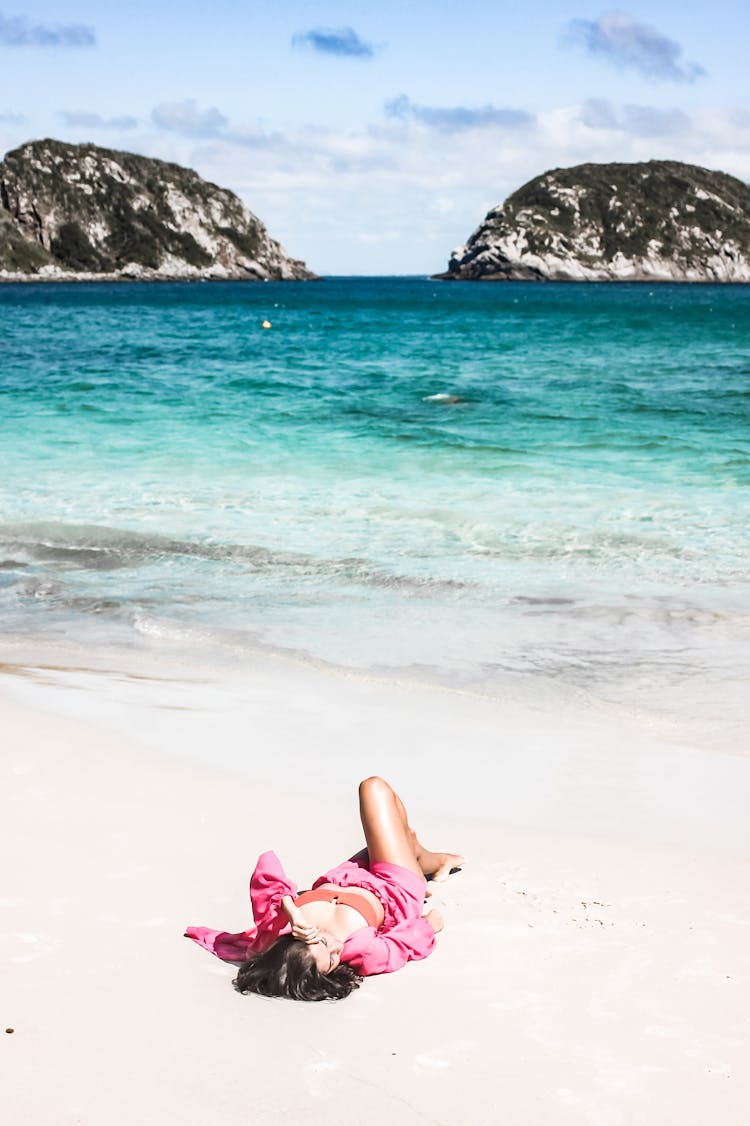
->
0, 139, 315, 281
442, 161, 750, 282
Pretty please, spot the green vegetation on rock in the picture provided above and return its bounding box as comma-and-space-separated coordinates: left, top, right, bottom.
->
50, 222, 104, 271
0, 209, 51, 271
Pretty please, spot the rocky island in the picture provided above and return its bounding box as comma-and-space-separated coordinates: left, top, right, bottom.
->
0, 139, 315, 281
441, 160, 750, 282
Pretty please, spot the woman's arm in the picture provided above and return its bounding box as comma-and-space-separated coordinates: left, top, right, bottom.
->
281, 895, 319, 944
341, 912, 439, 976
186, 851, 297, 963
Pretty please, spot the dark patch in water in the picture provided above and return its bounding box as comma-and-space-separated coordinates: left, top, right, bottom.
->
0, 522, 471, 596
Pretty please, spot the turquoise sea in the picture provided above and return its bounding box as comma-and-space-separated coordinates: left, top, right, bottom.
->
1, 278, 748, 737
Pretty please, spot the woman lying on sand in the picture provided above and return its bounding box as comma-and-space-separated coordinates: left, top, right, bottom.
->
185, 776, 463, 1001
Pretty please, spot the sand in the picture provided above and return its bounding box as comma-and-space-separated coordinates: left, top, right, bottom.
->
2, 640, 749, 1125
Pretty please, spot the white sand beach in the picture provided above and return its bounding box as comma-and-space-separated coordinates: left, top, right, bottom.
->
2, 640, 749, 1126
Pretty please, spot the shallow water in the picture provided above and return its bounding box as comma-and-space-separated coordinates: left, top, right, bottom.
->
1, 278, 748, 738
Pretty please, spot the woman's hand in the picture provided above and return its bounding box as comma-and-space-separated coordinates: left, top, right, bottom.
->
281, 895, 319, 944
291, 918, 319, 944
425, 908, 444, 933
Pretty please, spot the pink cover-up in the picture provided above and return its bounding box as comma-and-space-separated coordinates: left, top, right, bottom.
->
185, 850, 436, 976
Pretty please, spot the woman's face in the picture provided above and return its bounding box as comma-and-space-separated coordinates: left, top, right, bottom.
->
309, 929, 343, 973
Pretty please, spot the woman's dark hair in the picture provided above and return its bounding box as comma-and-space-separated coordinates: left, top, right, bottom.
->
233, 935, 362, 1002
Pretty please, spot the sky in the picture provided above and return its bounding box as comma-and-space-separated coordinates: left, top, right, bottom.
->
1, 1, 749, 274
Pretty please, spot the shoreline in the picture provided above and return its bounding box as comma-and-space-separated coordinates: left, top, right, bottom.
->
3, 273, 750, 286
2, 632, 749, 855
2, 655, 749, 1124
0, 272, 321, 284
2, 634, 750, 852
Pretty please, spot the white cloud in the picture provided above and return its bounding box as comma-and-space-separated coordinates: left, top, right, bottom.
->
0, 12, 95, 48
429, 196, 456, 217
580, 99, 690, 137
61, 110, 138, 130
152, 99, 228, 138
291, 26, 377, 59
565, 11, 705, 83
384, 94, 534, 132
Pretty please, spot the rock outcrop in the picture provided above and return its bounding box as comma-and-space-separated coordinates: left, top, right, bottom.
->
0, 138, 315, 281
441, 161, 750, 282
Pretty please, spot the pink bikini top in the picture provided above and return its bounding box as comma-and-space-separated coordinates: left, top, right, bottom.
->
294, 885, 382, 929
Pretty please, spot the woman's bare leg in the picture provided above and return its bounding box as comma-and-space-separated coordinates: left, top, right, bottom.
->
358, 777, 464, 882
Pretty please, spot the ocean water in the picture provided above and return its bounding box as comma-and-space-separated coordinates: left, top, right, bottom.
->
1, 278, 748, 738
